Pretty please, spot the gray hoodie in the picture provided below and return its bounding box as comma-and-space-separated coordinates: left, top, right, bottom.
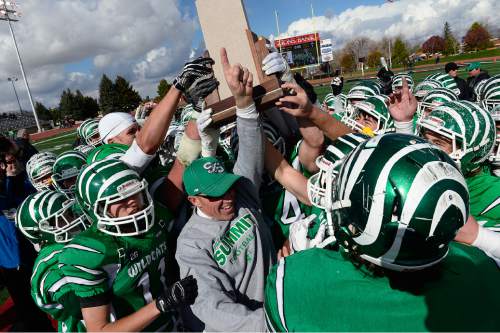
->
176, 114, 276, 332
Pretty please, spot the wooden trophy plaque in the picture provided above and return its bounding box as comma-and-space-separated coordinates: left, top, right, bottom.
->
195, 0, 283, 124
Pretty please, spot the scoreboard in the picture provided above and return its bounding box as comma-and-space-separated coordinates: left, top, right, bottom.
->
275, 33, 320, 69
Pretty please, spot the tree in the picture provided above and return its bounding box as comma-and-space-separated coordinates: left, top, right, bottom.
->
157, 79, 171, 100
82, 96, 99, 119
340, 51, 356, 73
345, 37, 374, 63
443, 22, 458, 55
58, 89, 99, 121
463, 22, 493, 51
114, 76, 142, 114
392, 38, 409, 67
98, 74, 118, 115
366, 49, 383, 68
422, 36, 445, 54
34, 101, 51, 121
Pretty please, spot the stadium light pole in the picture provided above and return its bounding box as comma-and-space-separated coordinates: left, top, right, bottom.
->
7, 77, 22, 113
0, 0, 41, 132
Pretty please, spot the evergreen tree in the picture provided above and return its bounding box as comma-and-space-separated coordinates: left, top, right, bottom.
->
98, 74, 118, 115
59, 89, 75, 118
156, 79, 171, 100
82, 96, 99, 119
114, 76, 142, 114
392, 38, 409, 67
443, 22, 458, 56
34, 101, 51, 121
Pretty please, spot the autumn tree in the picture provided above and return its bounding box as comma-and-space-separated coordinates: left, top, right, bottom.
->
463, 22, 493, 51
366, 49, 383, 68
340, 51, 356, 73
422, 36, 445, 54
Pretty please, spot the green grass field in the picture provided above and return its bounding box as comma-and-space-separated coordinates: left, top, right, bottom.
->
315, 61, 500, 103
32, 130, 77, 155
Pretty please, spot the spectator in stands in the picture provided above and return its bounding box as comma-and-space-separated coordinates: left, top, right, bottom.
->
0, 142, 53, 331
445, 62, 470, 100
467, 62, 490, 98
14, 129, 38, 165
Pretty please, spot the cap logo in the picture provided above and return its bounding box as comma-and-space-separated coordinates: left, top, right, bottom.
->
203, 162, 224, 174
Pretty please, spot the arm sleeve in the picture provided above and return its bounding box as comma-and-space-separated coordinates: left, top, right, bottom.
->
120, 139, 155, 174
233, 108, 265, 193
176, 239, 266, 332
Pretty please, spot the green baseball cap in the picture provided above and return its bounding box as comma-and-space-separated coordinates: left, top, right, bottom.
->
183, 157, 241, 197
467, 62, 480, 71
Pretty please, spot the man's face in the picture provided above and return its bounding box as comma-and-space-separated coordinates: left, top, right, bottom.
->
423, 130, 453, 154
61, 176, 77, 191
109, 124, 139, 146
448, 69, 457, 78
2, 153, 24, 176
190, 187, 237, 221
469, 68, 480, 77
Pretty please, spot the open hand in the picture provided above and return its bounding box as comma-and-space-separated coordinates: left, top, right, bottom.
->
275, 82, 313, 118
388, 77, 417, 122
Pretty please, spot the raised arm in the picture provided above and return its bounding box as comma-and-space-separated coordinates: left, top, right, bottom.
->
276, 82, 352, 142
219, 48, 265, 190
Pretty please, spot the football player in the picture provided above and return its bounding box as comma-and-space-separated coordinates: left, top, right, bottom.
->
26, 152, 57, 191
16, 190, 91, 332
59, 159, 197, 332
265, 134, 500, 332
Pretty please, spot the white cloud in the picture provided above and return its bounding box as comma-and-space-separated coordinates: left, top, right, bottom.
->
0, 0, 196, 110
282, 0, 498, 48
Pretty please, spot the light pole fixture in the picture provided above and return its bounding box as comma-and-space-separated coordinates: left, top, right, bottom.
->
7, 77, 22, 113
1, 0, 42, 132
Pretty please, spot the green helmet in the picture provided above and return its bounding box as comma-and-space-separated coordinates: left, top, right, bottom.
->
16, 190, 90, 245
474, 79, 488, 103
417, 100, 496, 175
74, 144, 94, 156
425, 73, 459, 96
77, 119, 94, 138
323, 93, 336, 112
308, 133, 369, 211
391, 73, 414, 92
480, 74, 500, 112
332, 133, 469, 272
86, 143, 129, 164
26, 152, 57, 191
347, 81, 381, 103
81, 120, 101, 147
417, 87, 458, 119
76, 159, 154, 237
489, 105, 500, 173
413, 79, 442, 100
52, 151, 87, 198
343, 95, 393, 135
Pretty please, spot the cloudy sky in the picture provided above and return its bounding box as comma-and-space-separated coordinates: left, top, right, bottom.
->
0, 0, 497, 112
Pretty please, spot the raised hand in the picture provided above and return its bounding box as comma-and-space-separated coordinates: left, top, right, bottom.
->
275, 82, 314, 118
388, 77, 417, 122
220, 48, 253, 109
173, 57, 219, 108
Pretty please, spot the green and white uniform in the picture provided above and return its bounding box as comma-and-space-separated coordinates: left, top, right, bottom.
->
60, 222, 175, 332
265, 245, 500, 332
466, 170, 500, 230
273, 140, 324, 239
31, 243, 86, 332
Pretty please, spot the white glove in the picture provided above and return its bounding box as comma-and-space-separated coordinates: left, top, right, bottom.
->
196, 105, 220, 157
472, 225, 500, 262
289, 214, 326, 254
262, 41, 294, 83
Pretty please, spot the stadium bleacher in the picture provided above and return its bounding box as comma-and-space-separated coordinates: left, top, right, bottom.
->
0, 112, 48, 134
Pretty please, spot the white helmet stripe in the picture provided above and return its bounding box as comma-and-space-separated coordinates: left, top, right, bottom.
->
381, 161, 467, 263
354, 143, 433, 246
96, 169, 138, 200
